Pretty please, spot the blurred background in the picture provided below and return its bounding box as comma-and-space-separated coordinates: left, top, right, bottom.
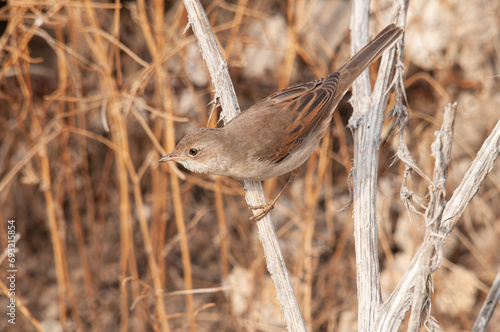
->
0, 0, 499, 331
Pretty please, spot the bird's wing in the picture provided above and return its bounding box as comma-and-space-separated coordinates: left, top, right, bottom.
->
255, 72, 340, 163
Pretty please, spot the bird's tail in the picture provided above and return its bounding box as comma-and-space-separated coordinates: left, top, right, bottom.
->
338, 23, 404, 74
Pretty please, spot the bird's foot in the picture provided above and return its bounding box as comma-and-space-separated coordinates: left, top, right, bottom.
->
249, 202, 275, 221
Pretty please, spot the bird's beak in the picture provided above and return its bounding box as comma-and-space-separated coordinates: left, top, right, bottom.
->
158, 152, 182, 163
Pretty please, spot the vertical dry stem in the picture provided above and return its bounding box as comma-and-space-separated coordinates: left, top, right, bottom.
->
349, 1, 405, 330
407, 102, 457, 331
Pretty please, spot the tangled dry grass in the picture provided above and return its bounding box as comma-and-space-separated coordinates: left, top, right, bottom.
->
0, 0, 499, 331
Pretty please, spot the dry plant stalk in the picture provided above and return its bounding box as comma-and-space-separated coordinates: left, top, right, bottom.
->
407, 102, 457, 331
472, 265, 500, 331
349, 0, 408, 330
379, 105, 500, 332
181, 0, 307, 331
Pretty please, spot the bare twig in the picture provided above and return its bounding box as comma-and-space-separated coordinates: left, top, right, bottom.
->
472, 265, 500, 332
379, 110, 500, 331
408, 102, 457, 332
181, 1, 306, 331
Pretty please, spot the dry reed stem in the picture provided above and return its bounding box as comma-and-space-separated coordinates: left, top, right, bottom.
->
214, 180, 229, 277
150, 6, 194, 328
9, 23, 75, 323
151, 127, 168, 289
82, 1, 143, 325
162, 74, 194, 332
208, 109, 230, 280
280, 0, 299, 90
299, 132, 331, 330
64, 140, 100, 330
130, 1, 182, 329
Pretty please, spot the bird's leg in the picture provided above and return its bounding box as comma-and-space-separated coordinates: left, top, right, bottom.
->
249, 168, 301, 221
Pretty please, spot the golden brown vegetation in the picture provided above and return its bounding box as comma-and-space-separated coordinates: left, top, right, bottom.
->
0, 0, 499, 331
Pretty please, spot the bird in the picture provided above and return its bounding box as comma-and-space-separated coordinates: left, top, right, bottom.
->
159, 24, 403, 220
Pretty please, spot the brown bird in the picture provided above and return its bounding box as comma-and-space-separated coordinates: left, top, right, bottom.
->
160, 24, 403, 220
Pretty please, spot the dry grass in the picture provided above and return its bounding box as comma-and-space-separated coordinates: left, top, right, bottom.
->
0, 0, 499, 331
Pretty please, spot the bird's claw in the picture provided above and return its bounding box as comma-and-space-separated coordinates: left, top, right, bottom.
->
249, 203, 275, 221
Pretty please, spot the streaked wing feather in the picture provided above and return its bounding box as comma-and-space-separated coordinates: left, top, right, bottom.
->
259, 73, 340, 162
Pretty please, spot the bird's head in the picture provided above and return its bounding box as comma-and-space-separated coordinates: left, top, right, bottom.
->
158, 128, 228, 176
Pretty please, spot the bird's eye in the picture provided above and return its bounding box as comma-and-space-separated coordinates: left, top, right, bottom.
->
188, 148, 199, 156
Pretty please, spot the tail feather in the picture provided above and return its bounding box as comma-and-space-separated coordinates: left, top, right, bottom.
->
320, 24, 403, 106
339, 23, 403, 73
